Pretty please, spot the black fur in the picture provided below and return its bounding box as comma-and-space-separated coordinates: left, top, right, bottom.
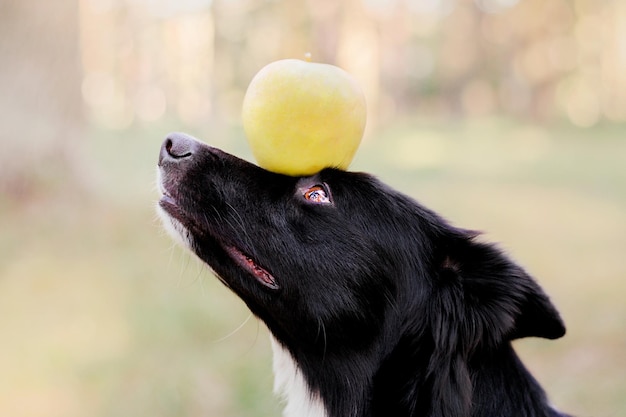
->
157, 133, 573, 417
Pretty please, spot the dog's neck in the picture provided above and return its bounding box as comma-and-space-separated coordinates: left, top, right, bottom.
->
270, 335, 564, 417
270, 335, 374, 417
270, 336, 330, 417
467, 343, 565, 417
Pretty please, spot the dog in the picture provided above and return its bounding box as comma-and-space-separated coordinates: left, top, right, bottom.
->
156, 132, 573, 417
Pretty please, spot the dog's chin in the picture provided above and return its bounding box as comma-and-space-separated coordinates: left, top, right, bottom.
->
157, 202, 194, 250
156, 165, 195, 250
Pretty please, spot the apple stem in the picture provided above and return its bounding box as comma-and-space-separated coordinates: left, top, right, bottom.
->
304, 52, 312, 62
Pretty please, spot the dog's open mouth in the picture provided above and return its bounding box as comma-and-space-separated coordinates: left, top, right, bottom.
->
226, 245, 279, 290
158, 176, 278, 290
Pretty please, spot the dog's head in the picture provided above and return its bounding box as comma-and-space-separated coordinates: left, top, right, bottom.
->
157, 132, 565, 362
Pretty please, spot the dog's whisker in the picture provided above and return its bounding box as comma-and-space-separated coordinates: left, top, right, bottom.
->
210, 312, 253, 344
225, 202, 260, 258
317, 317, 328, 363
208, 205, 251, 252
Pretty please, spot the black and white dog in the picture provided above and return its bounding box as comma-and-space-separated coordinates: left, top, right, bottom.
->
157, 132, 573, 417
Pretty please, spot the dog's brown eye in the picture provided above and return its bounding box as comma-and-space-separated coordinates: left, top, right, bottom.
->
304, 185, 331, 204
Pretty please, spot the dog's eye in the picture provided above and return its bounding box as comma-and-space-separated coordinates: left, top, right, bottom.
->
303, 185, 331, 204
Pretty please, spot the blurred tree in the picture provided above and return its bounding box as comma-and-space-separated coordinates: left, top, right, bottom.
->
0, 0, 84, 201
74, 0, 626, 131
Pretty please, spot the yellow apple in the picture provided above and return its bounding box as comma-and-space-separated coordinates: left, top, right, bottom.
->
242, 58, 367, 176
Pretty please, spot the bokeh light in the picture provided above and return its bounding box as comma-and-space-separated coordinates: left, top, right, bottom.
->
72, 0, 626, 130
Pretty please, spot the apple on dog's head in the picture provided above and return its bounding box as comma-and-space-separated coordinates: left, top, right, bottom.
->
242, 58, 367, 176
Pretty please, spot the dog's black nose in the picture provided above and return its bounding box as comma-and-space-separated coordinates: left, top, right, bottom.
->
159, 132, 200, 165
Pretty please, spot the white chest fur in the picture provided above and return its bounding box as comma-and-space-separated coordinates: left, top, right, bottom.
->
270, 336, 328, 417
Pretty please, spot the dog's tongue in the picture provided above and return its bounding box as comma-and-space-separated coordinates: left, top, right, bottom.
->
228, 246, 279, 290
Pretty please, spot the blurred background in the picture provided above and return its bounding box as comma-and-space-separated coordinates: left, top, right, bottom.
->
0, 0, 624, 416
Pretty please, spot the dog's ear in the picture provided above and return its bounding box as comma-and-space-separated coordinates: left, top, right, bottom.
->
439, 231, 566, 344
423, 230, 566, 417
505, 272, 566, 340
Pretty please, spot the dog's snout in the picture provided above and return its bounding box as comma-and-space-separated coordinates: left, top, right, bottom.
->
159, 133, 200, 165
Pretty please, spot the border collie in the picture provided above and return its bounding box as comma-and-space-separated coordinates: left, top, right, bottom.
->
156, 132, 573, 417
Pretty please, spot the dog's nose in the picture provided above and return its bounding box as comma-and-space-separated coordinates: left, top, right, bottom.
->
159, 132, 200, 165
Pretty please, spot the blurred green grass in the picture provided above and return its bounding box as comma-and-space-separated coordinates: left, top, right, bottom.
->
1, 119, 624, 417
